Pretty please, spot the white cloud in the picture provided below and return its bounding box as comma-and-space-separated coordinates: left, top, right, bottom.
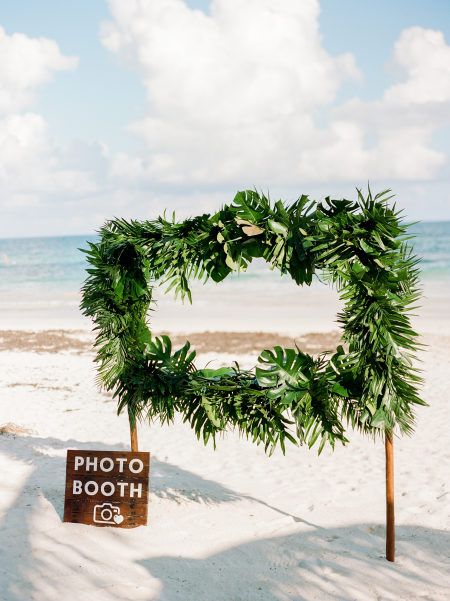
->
0, 113, 48, 171
0, 26, 102, 217
385, 27, 450, 104
0, 26, 77, 114
102, 0, 360, 185
102, 3, 449, 186
333, 26, 450, 180
2, 8, 450, 237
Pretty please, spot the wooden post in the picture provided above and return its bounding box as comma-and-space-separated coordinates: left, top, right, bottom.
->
129, 410, 139, 452
385, 430, 395, 562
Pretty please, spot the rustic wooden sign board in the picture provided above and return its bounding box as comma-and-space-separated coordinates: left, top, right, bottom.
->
64, 450, 150, 528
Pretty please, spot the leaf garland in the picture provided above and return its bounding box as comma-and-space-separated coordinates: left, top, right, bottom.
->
80, 188, 424, 454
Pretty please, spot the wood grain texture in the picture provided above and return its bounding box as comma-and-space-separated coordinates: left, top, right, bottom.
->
129, 419, 139, 452
64, 450, 150, 528
385, 433, 395, 562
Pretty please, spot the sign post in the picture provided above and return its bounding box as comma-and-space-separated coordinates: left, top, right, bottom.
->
129, 409, 139, 452
64, 450, 150, 528
385, 432, 395, 561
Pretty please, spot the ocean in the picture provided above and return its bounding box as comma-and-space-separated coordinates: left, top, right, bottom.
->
0, 222, 448, 296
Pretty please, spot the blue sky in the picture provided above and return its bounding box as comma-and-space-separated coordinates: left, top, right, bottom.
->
0, 0, 449, 236
0, 1, 143, 150
2, 0, 448, 148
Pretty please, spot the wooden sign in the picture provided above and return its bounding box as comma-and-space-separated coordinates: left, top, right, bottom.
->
63, 450, 150, 528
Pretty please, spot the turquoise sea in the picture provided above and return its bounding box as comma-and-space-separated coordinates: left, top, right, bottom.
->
0, 222, 449, 295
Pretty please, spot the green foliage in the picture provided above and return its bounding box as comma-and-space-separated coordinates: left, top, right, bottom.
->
80, 188, 424, 454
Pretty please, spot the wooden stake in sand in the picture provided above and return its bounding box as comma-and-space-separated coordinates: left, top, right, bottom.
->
385, 431, 395, 562
129, 410, 139, 452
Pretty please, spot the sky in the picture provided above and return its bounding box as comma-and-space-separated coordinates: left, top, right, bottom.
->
1, 0, 450, 238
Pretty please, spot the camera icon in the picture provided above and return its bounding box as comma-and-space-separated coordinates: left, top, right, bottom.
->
93, 502, 124, 525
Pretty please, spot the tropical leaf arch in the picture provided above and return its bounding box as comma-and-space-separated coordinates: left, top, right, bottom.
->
81, 189, 423, 454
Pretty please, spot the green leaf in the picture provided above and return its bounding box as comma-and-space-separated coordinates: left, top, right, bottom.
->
80, 185, 424, 456
371, 408, 387, 428
268, 220, 288, 236
332, 383, 350, 397
197, 367, 235, 379
360, 239, 376, 254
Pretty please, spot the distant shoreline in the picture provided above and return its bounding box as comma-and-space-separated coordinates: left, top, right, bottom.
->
0, 329, 343, 356
0, 279, 448, 335
1, 219, 450, 242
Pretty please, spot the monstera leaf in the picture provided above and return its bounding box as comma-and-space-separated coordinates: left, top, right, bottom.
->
144, 335, 196, 375
256, 346, 349, 452
81, 188, 423, 455
256, 346, 314, 403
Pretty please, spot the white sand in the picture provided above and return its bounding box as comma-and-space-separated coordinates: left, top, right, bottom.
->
1, 278, 449, 335
0, 327, 449, 600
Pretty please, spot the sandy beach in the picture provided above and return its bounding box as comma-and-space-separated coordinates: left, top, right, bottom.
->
0, 282, 449, 601
2, 0, 450, 597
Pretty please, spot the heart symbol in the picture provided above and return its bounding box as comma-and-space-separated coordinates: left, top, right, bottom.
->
113, 514, 124, 525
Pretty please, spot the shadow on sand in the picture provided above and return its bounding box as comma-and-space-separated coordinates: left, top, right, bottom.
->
139, 524, 450, 601
1, 433, 449, 601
